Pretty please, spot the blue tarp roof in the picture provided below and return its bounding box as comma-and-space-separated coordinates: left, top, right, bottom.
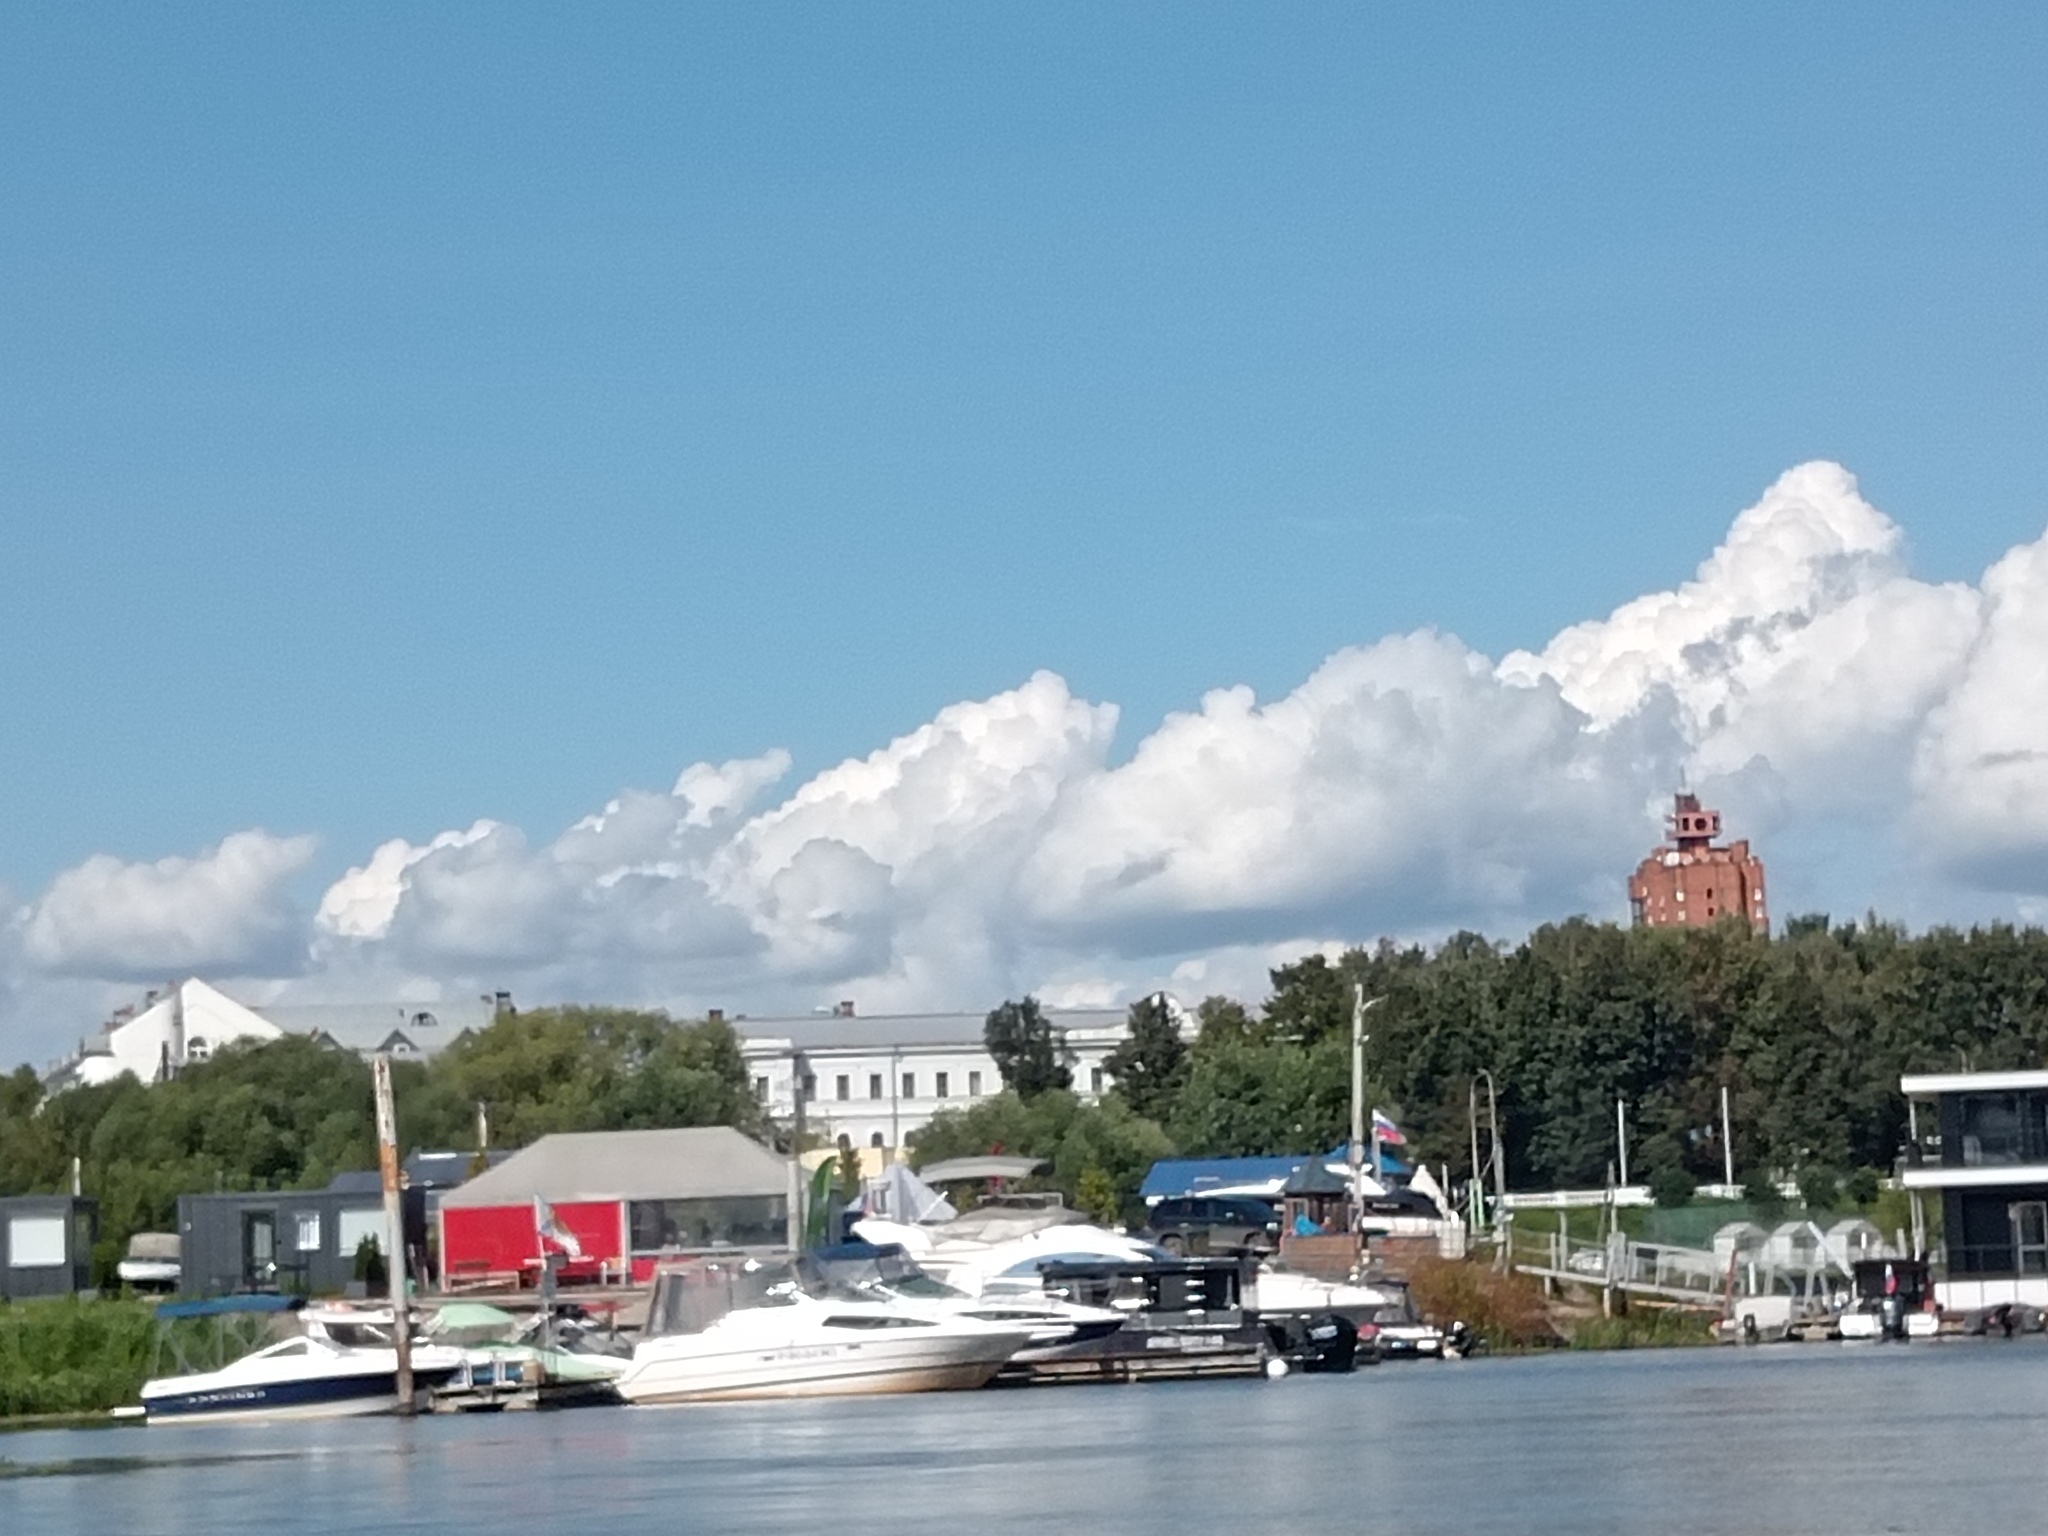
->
1139, 1149, 1411, 1201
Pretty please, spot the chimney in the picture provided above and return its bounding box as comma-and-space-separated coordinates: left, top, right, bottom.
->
707, 1008, 725, 1024
493, 991, 515, 1017
835, 1000, 856, 1018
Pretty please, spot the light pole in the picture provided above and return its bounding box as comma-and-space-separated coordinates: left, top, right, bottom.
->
1472, 1067, 1506, 1270
1349, 986, 1386, 1235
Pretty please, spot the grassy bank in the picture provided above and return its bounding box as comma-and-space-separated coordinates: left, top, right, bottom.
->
0, 1296, 161, 1417
1564, 1308, 1717, 1350
1403, 1257, 1719, 1352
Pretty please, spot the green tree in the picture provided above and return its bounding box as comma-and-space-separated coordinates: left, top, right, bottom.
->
1103, 993, 1188, 1123
983, 997, 1072, 1098
1194, 995, 1258, 1043
910, 1090, 1171, 1223
1169, 1033, 1353, 1158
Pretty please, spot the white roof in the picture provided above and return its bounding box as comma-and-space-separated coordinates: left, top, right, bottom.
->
733, 1008, 1129, 1050
1900, 1069, 2048, 1095
439, 1127, 789, 1208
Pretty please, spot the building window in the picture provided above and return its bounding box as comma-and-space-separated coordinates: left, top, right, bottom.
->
902, 1073, 917, 1100
185, 1036, 211, 1063
336, 1208, 383, 1261
835, 1075, 850, 1101
294, 1213, 322, 1253
753, 1076, 770, 1103
836, 1133, 851, 1152
870, 1132, 885, 1149
801, 1073, 817, 1102
628, 1197, 787, 1254
869, 1073, 884, 1100
6, 1216, 66, 1268
1090, 1067, 1104, 1094
968, 1070, 982, 1097
935, 1071, 949, 1099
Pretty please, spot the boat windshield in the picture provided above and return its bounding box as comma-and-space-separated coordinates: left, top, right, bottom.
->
802, 1249, 966, 1301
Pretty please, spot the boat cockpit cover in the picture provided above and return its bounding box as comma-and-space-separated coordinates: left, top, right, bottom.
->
932, 1205, 1086, 1246
646, 1258, 804, 1337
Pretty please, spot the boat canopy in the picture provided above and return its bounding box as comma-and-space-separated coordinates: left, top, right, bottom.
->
154, 1294, 302, 1320
915, 1155, 1046, 1184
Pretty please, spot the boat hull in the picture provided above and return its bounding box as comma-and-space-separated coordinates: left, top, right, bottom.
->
618, 1335, 1019, 1404
144, 1371, 425, 1424
142, 1349, 464, 1425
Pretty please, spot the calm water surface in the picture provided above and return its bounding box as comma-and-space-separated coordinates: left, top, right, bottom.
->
5, 1346, 2045, 1534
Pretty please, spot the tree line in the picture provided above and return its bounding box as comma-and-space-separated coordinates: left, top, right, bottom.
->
922, 915, 2048, 1215
0, 1008, 757, 1282
6, 912, 2045, 1276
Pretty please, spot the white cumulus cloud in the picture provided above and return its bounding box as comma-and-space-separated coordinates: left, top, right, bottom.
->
19, 831, 318, 980
11, 461, 2048, 1069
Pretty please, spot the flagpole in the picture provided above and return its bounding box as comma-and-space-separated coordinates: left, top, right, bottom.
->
372, 1054, 414, 1418
1349, 987, 1385, 1235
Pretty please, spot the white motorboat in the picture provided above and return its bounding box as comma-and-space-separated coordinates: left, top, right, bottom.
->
806, 1244, 1127, 1358
615, 1258, 1034, 1404
140, 1305, 466, 1424
855, 1208, 1167, 1299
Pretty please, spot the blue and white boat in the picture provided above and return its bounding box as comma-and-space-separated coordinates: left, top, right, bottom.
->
141, 1303, 465, 1424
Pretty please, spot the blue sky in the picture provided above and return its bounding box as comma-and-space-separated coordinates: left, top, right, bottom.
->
5, 7, 2048, 1058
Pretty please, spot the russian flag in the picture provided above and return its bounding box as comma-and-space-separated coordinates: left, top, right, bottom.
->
1372, 1109, 1407, 1147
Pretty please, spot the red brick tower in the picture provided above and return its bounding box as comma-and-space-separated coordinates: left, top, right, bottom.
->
1627, 792, 1768, 933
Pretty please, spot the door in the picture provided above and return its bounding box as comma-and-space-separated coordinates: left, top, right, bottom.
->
2009, 1200, 2048, 1276
242, 1210, 277, 1290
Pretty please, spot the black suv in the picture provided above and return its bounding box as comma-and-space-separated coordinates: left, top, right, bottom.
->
1143, 1196, 1281, 1256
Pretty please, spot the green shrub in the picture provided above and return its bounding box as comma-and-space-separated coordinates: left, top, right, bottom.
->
0, 1295, 162, 1417
1796, 1165, 1839, 1211
1567, 1308, 1715, 1350
1405, 1257, 1557, 1350
1648, 1163, 1697, 1208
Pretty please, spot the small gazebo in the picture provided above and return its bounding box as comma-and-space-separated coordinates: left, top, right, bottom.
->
1281, 1156, 1355, 1237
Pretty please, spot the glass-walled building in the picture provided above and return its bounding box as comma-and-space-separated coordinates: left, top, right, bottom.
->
1900, 1069, 2048, 1311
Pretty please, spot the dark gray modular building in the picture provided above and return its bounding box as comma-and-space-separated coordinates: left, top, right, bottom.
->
177, 1180, 420, 1297
0, 1195, 97, 1298
174, 1153, 488, 1297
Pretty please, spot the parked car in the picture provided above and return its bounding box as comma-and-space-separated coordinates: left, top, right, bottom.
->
1143, 1196, 1281, 1256
1369, 1289, 1447, 1358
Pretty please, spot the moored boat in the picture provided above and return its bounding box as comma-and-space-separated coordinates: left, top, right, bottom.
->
614, 1257, 1032, 1404
140, 1304, 466, 1424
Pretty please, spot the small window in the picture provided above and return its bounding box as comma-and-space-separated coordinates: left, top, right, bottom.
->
901, 1073, 916, 1100
1090, 1067, 1104, 1094
869, 1074, 884, 1100
185, 1036, 211, 1063
836, 1133, 851, 1152
294, 1213, 322, 1253
968, 1071, 983, 1097
753, 1076, 770, 1103
800, 1073, 816, 1102
935, 1072, 950, 1099
7, 1215, 66, 1268
336, 1209, 383, 1259
870, 1131, 885, 1149
835, 1075, 850, 1101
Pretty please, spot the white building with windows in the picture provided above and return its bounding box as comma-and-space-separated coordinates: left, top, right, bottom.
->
46, 976, 503, 1089
732, 1004, 1152, 1153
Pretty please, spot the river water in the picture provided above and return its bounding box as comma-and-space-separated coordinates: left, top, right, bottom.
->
5, 1345, 2044, 1534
